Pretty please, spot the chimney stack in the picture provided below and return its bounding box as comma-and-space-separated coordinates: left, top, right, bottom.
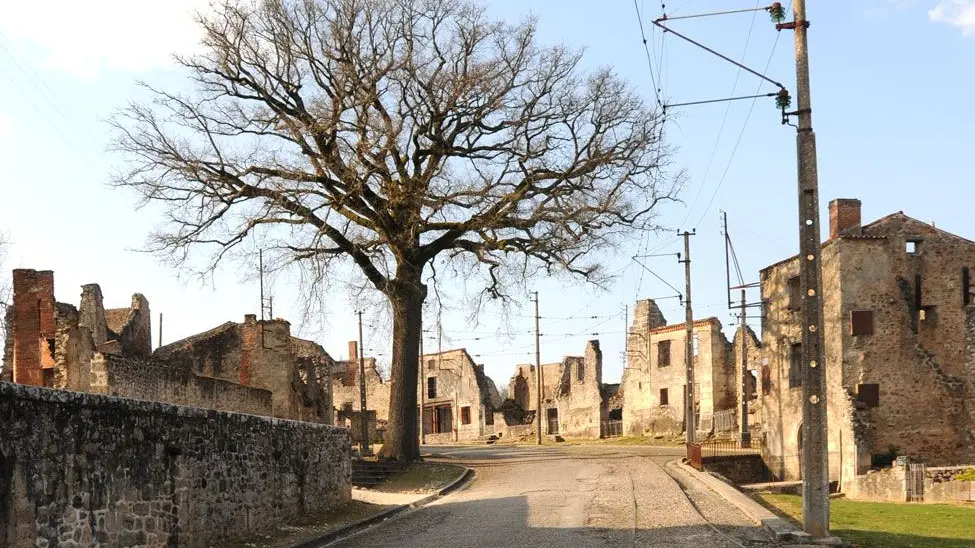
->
348, 340, 359, 362
829, 198, 861, 239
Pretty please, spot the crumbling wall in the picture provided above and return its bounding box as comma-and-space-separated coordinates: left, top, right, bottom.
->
333, 341, 390, 423
9, 269, 56, 386
90, 353, 274, 417
621, 299, 667, 436
0, 382, 350, 548
553, 341, 603, 439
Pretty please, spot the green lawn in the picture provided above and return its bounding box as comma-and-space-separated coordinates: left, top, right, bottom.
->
755, 494, 975, 548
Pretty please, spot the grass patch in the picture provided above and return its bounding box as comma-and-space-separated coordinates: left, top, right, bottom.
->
373, 463, 466, 493
754, 493, 975, 548
216, 500, 390, 548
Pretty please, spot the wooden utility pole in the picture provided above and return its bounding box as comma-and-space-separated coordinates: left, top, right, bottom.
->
778, 0, 830, 536
739, 288, 751, 447
533, 291, 542, 445
357, 311, 372, 456
259, 249, 265, 320
158, 313, 163, 349
678, 230, 696, 442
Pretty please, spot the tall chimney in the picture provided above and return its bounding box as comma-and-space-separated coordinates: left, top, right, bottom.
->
348, 340, 358, 362
829, 198, 861, 239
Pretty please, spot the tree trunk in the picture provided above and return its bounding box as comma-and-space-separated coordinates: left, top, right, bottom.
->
377, 262, 426, 461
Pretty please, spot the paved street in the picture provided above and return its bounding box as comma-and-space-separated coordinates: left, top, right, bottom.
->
330, 445, 808, 548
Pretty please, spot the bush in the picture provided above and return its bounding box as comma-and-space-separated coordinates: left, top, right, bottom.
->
954, 468, 975, 482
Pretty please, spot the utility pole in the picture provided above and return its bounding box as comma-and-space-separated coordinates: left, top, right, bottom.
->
774, 0, 830, 537
419, 312, 425, 446
533, 291, 542, 445
158, 313, 163, 349
678, 230, 696, 443
357, 311, 371, 456
739, 288, 750, 447
259, 249, 265, 320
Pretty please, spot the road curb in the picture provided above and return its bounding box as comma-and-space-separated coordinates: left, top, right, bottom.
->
671, 460, 819, 544
292, 466, 474, 548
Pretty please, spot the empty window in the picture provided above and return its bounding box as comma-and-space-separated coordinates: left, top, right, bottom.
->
858, 383, 880, 408
427, 377, 437, 399
484, 406, 494, 425
461, 406, 471, 425
906, 240, 919, 254
789, 343, 803, 388
788, 276, 802, 310
761, 365, 771, 394
577, 361, 585, 381
657, 340, 671, 367
427, 359, 436, 370
692, 334, 700, 362
659, 388, 669, 406
851, 310, 875, 336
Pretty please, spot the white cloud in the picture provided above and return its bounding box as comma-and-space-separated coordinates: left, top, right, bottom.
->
0, 0, 212, 78
930, 0, 975, 35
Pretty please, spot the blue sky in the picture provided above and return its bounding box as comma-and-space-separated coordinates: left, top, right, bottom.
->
1, 1, 972, 389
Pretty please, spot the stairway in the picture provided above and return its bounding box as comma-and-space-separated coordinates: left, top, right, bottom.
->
351, 459, 411, 487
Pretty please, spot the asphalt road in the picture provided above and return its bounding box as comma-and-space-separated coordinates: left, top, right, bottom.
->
330, 444, 804, 548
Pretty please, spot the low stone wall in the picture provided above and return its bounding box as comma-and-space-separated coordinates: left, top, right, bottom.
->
90, 353, 273, 417
849, 467, 907, 501
703, 455, 772, 484
0, 382, 350, 547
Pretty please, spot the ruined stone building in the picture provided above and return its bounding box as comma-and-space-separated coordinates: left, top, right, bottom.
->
505, 340, 608, 439
758, 198, 975, 491
331, 340, 390, 441
419, 348, 502, 443
2, 269, 333, 424
621, 300, 737, 437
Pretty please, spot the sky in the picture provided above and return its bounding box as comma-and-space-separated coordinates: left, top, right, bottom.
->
1, 1, 973, 391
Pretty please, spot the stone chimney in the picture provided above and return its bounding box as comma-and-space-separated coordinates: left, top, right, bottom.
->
829, 198, 862, 239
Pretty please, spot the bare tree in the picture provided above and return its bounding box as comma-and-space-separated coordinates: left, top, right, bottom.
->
112, 0, 678, 461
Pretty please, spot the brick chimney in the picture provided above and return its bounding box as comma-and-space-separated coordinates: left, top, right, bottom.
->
348, 340, 359, 362
829, 198, 861, 239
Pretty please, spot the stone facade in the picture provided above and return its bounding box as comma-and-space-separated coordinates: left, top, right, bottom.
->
758, 199, 975, 488
0, 381, 350, 547
621, 306, 736, 438
505, 340, 607, 439
332, 340, 390, 431
419, 348, 501, 443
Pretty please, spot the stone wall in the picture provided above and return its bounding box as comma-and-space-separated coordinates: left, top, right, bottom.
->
848, 467, 906, 502
0, 381, 350, 548
551, 341, 604, 439
621, 300, 668, 436
418, 349, 493, 442
90, 353, 273, 417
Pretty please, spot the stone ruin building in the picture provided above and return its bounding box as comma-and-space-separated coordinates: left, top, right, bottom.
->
419, 348, 502, 443
2, 269, 333, 424
758, 198, 975, 493
505, 340, 609, 439
621, 302, 737, 439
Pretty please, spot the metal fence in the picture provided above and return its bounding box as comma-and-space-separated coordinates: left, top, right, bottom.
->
712, 409, 737, 432
700, 437, 760, 458
602, 420, 623, 438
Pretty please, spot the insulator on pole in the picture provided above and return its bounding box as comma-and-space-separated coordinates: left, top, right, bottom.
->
775, 88, 792, 109
769, 2, 786, 23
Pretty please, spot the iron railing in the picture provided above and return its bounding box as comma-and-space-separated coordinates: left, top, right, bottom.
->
700, 437, 760, 458
602, 420, 623, 438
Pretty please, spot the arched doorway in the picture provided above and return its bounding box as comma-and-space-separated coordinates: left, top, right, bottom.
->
796, 422, 804, 480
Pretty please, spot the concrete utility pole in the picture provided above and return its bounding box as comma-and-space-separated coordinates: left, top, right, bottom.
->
533, 291, 542, 445
678, 230, 696, 443
357, 311, 372, 456
779, 0, 830, 537
739, 288, 751, 447
158, 313, 163, 350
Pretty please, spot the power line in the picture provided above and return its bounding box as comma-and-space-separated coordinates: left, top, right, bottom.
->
633, 0, 663, 107
693, 29, 783, 228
